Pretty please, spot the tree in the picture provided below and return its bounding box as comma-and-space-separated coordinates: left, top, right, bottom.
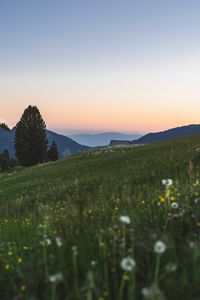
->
0, 149, 10, 171
0, 123, 10, 131
47, 140, 59, 161
15, 105, 48, 166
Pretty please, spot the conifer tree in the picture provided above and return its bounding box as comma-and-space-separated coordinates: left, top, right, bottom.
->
47, 140, 59, 161
15, 105, 48, 166
0, 123, 10, 131
0, 149, 10, 171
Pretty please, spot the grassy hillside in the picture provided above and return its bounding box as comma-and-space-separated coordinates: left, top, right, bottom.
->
1, 135, 200, 299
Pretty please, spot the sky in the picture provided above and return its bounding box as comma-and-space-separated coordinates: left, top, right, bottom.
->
1, 0, 200, 134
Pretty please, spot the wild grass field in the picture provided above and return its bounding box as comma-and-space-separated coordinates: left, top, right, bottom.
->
1, 136, 200, 300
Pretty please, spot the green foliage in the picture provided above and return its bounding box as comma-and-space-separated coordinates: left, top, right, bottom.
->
15, 105, 48, 166
0, 135, 200, 299
47, 140, 59, 161
0, 123, 10, 131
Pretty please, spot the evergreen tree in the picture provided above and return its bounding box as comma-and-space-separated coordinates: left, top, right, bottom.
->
47, 140, 59, 161
0, 149, 10, 171
15, 105, 48, 166
0, 123, 10, 131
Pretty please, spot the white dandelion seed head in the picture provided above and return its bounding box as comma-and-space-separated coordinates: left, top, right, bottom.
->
171, 202, 179, 209
91, 260, 98, 267
119, 215, 131, 224
166, 262, 178, 273
55, 237, 63, 247
162, 179, 173, 188
72, 245, 78, 255
45, 238, 52, 246
154, 240, 166, 254
48, 272, 63, 284
120, 257, 136, 272
142, 284, 166, 299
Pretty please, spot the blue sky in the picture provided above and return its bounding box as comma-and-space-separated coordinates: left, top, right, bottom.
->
1, 0, 200, 133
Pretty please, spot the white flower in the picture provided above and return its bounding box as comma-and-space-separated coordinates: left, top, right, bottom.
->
171, 202, 179, 209
72, 245, 78, 256
120, 257, 136, 272
162, 179, 173, 188
55, 237, 63, 247
142, 284, 165, 299
119, 215, 131, 224
165, 262, 177, 273
154, 241, 166, 254
48, 272, 63, 284
45, 238, 51, 246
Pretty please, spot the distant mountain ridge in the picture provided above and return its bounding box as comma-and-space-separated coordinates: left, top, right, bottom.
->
135, 124, 200, 144
70, 132, 141, 147
0, 128, 89, 158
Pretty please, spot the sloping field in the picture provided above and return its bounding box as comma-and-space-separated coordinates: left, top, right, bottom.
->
1, 136, 200, 299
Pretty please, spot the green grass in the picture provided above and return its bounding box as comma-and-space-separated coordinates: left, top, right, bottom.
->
1, 135, 200, 299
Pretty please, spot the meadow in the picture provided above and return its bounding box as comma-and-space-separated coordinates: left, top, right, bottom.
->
1, 136, 200, 299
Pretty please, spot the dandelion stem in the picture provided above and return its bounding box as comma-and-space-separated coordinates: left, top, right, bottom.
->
154, 254, 161, 284
42, 244, 48, 280
72, 254, 79, 298
50, 284, 56, 300
118, 274, 126, 300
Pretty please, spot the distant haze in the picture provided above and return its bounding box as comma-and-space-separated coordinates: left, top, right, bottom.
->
69, 132, 141, 147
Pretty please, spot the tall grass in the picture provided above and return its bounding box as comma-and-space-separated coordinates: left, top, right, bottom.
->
0, 135, 200, 299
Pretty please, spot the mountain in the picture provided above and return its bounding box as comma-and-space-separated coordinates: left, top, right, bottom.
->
135, 124, 200, 144
0, 128, 89, 158
47, 130, 89, 156
69, 132, 141, 147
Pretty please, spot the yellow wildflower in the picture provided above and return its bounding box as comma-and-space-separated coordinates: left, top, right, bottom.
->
20, 285, 27, 291
159, 197, 165, 203
17, 257, 23, 264
5, 264, 10, 270
123, 274, 130, 281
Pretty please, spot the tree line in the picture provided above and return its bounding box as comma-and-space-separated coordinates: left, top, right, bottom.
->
0, 105, 58, 172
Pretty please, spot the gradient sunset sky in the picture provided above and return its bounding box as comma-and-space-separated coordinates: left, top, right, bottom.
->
1, 0, 200, 134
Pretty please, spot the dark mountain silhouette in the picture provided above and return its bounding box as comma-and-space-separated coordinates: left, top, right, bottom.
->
134, 124, 200, 144
0, 128, 89, 158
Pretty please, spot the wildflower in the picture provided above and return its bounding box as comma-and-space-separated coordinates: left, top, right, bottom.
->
55, 237, 63, 247
72, 245, 78, 256
162, 179, 173, 188
48, 272, 63, 284
91, 260, 98, 267
120, 257, 136, 272
171, 202, 179, 209
5, 263, 10, 270
8, 251, 13, 256
17, 257, 23, 264
119, 215, 131, 224
20, 285, 27, 291
45, 238, 51, 246
122, 274, 130, 281
159, 197, 165, 203
142, 283, 165, 299
165, 262, 177, 273
154, 241, 166, 254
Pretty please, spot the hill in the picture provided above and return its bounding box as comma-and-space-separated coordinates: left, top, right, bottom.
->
1, 135, 200, 299
135, 124, 200, 144
70, 132, 141, 147
0, 127, 89, 158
